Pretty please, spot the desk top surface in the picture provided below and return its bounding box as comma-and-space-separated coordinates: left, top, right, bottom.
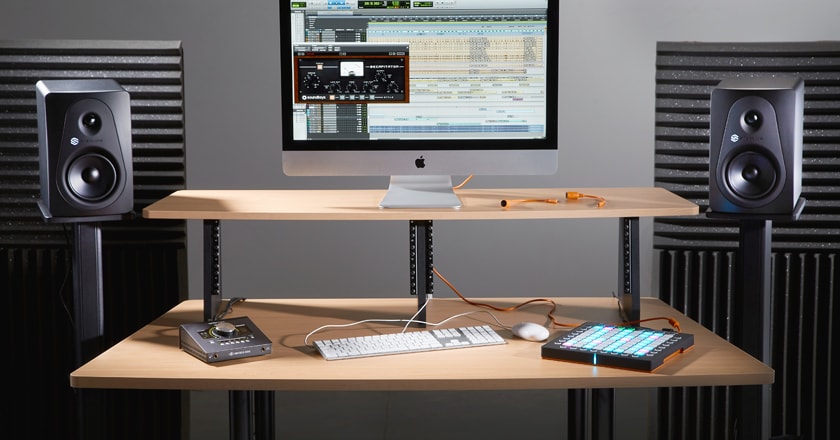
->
142, 187, 699, 221
71, 297, 772, 391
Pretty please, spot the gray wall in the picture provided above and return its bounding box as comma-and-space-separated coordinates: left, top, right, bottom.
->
4, 1, 837, 439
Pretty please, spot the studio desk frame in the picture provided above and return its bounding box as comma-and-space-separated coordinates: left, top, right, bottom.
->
70, 187, 774, 440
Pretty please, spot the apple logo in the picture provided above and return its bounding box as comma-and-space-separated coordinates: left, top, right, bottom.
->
414, 155, 426, 168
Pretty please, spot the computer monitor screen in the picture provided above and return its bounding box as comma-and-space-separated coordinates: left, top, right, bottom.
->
280, 0, 558, 208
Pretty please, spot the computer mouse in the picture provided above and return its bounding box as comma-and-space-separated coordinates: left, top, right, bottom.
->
511, 322, 550, 342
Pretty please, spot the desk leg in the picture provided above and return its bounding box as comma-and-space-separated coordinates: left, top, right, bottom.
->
618, 217, 640, 323
409, 220, 434, 326
568, 389, 586, 440
228, 390, 275, 440
229, 391, 251, 440
568, 389, 615, 440
254, 391, 275, 440
591, 388, 615, 440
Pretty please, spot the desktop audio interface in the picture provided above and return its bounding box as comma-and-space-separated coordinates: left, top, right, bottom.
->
179, 316, 272, 363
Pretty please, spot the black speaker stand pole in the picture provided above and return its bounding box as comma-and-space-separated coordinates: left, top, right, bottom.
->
73, 222, 107, 440
734, 219, 772, 440
707, 198, 804, 440
73, 222, 106, 363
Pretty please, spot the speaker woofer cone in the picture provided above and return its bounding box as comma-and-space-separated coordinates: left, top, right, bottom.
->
65, 152, 119, 202
723, 149, 778, 200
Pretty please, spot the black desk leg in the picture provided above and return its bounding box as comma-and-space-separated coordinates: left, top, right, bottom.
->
230, 390, 252, 440
568, 389, 615, 440
254, 391, 275, 440
568, 389, 586, 440
228, 390, 275, 440
591, 388, 615, 440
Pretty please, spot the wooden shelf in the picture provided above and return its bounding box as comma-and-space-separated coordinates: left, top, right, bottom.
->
71, 297, 772, 391
142, 187, 699, 221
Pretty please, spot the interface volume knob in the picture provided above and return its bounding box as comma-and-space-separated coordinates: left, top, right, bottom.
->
213, 321, 237, 337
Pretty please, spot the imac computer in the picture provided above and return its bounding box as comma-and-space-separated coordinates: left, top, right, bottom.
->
280, 0, 558, 208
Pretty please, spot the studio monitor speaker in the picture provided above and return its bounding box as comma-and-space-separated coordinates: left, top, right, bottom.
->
36, 79, 133, 220
709, 77, 804, 215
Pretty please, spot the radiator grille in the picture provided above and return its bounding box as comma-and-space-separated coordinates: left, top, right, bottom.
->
1, 40, 187, 440
654, 41, 840, 440
658, 250, 837, 439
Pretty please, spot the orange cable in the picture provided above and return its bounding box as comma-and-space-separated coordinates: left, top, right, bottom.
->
433, 267, 682, 332
500, 198, 559, 208
500, 192, 606, 208
432, 267, 577, 328
452, 175, 474, 190
565, 191, 606, 208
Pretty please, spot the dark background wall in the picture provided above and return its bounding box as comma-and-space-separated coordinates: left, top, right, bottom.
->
1, 40, 187, 439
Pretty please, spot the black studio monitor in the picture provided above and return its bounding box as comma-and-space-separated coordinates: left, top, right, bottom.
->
709, 77, 804, 215
36, 79, 133, 220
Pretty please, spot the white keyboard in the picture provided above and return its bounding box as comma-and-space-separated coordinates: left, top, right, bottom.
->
313, 325, 506, 360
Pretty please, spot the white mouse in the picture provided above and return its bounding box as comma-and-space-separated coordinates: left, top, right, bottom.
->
511, 322, 550, 342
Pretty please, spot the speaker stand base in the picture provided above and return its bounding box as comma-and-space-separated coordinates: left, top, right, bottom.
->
705, 197, 806, 221
37, 200, 134, 224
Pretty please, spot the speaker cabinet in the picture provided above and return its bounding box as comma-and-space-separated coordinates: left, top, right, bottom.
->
36, 79, 133, 220
709, 77, 804, 215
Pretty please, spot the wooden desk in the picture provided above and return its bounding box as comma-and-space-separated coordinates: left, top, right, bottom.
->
136, 187, 702, 439
71, 297, 773, 439
71, 297, 773, 390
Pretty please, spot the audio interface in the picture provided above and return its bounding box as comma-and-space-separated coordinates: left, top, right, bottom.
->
179, 316, 272, 363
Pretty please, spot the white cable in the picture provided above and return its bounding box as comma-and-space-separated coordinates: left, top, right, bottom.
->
303, 302, 510, 347
401, 294, 432, 333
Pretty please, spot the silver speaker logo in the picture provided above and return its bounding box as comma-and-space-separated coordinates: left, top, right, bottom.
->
729, 133, 740, 143
70, 137, 80, 146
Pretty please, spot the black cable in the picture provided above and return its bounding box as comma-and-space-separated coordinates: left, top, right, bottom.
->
214, 297, 245, 321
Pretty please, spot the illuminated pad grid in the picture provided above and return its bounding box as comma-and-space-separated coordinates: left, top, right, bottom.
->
541, 322, 694, 372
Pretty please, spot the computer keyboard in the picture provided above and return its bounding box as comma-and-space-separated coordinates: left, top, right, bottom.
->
313, 325, 506, 360
541, 321, 694, 372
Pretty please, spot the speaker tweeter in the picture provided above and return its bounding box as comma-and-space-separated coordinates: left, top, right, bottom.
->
36, 79, 133, 220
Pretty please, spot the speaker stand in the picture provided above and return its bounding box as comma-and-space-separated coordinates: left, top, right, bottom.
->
735, 218, 772, 440
705, 197, 805, 440
72, 223, 108, 440
36, 202, 135, 362
71, 222, 106, 364
39, 201, 131, 440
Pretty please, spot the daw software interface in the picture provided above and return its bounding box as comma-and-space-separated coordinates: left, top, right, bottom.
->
286, 0, 552, 142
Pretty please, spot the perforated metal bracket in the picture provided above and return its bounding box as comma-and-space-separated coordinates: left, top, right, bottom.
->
409, 220, 434, 325
203, 219, 222, 322
618, 217, 640, 323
